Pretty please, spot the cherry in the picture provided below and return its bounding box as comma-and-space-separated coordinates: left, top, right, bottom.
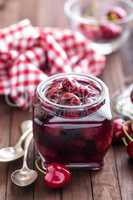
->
62, 78, 78, 92
127, 141, 133, 158
44, 163, 71, 188
112, 118, 125, 142
100, 22, 122, 40
130, 90, 133, 103
46, 86, 61, 103
107, 6, 127, 21
60, 92, 81, 105
79, 24, 102, 40
77, 86, 90, 98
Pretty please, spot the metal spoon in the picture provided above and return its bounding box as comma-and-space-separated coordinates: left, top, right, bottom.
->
21, 120, 32, 134
0, 120, 32, 162
11, 133, 38, 187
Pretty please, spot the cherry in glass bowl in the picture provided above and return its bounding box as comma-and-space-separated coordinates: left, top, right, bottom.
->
33, 73, 113, 170
64, 0, 133, 55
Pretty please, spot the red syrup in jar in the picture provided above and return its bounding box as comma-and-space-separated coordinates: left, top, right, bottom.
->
33, 73, 112, 170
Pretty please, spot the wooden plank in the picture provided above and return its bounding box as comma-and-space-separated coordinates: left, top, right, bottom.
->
0, 0, 19, 28
120, 30, 133, 78
6, 109, 33, 200
34, 1, 65, 199
113, 145, 133, 200
37, 0, 67, 28
112, 33, 133, 200
34, 175, 61, 200
62, 171, 93, 200
90, 53, 124, 200
91, 148, 121, 200
0, 0, 20, 199
0, 98, 11, 200
102, 53, 125, 96
0, 1, 132, 200
102, 48, 133, 200
0, 0, 6, 8
18, 0, 38, 25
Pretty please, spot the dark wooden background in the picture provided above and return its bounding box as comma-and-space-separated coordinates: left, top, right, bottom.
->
0, 0, 133, 200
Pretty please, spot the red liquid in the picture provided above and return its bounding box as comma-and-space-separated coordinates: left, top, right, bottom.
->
33, 112, 112, 169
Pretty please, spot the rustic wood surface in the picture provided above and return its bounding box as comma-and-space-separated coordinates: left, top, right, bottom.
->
0, 0, 133, 200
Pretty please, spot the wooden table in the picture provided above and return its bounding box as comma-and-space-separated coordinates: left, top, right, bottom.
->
0, 0, 133, 200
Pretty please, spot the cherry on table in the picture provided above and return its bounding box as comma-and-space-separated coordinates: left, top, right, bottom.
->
44, 163, 71, 188
112, 118, 125, 142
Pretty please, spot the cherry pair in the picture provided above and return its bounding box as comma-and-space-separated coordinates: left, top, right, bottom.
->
112, 118, 133, 158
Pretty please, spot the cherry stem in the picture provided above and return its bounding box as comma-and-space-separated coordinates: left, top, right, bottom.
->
123, 123, 133, 142
122, 137, 128, 146
35, 159, 46, 175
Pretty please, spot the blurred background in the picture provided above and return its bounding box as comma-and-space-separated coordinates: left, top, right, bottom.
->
0, 0, 67, 28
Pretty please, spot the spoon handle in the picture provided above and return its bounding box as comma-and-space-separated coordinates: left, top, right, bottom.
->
15, 127, 32, 147
20, 120, 32, 134
22, 133, 33, 169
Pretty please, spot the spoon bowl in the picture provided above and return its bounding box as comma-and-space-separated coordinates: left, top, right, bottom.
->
11, 168, 38, 187
0, 120, 32, 162
11, 134, 38, 187
0, 146, 24, 162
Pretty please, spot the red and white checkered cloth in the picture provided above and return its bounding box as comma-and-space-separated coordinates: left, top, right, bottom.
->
0, 19, 106, 108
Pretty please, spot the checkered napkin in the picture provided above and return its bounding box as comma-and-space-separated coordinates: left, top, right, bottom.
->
0, 19, 106, 108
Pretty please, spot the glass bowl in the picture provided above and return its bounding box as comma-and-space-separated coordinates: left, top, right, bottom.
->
111, 84, 133, 120
64, 0, 133, 55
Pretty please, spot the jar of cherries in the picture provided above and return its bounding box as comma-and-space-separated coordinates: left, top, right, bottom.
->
33, 73, 113, 170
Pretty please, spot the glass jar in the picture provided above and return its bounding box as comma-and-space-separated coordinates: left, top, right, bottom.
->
33, 73, 112, 170
64, 0, 133, 55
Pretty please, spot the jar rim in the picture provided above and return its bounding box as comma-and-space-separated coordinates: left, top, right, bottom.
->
36, 73, 107, 110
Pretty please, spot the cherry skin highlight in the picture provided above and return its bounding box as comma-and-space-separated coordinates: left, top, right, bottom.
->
44, 163, 71, 188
